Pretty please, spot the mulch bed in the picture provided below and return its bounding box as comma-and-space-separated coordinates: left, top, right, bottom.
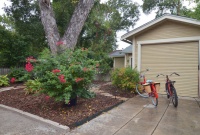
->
98, 82, 136, 98
0, 82, 123, 129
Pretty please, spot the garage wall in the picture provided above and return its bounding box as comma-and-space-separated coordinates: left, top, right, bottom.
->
135, 20, 200, 41
141, 42, 199, 97
125, 54, 132, 67
132, 20, 200, 68
114, 57, 124, 69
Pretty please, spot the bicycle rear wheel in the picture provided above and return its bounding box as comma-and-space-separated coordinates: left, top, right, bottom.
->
171, 85, 178, 107
136, 83, 149, 98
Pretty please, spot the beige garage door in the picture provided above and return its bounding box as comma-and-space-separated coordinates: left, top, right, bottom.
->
114, 57, 124, 69
141, 42, 199, 97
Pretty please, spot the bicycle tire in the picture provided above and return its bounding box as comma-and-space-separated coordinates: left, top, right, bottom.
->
171, 85, 178, 107
165, 83, 170, 99
136, 83, 149, 98
150, 93, 158, 106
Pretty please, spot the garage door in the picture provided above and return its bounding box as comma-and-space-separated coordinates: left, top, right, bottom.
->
141, 42, 199, 97
114, 57, 124, 68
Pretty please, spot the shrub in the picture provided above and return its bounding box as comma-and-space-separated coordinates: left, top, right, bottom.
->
26, 48, 98, 104
8, 68, 27, 82
111, 67, 140, 92
0, 75, 9, 87
24, 79, 42, 94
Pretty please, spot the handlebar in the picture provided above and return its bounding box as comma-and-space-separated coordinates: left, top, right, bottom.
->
157, 72, 180, 77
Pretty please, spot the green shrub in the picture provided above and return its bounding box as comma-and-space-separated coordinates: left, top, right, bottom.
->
27, 48, 98, 104
111, 67, 140, 92
24, 79, 42, 94
8, 68, 27, 82
0, 75, 9, 87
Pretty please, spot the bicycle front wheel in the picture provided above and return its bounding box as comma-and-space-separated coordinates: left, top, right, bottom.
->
136, 83, 149, 98
171, 85, 178, 107
150, 92, 158, 106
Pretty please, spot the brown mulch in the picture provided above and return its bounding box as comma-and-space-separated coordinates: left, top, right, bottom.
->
99, 82, 136, 98
0, 83, 123, 129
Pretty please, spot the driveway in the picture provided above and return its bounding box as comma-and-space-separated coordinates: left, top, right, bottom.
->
68, 95, 200, 135
0, 95, 200, 135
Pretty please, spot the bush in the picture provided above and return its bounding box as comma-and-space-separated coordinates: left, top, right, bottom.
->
8, 68, 27, 82
24, 79, 42, 94
111, 67, 140, 92
26, 48, 98, 104
0, 75, 9, 87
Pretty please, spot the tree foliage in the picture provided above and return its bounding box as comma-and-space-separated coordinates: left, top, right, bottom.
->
0, 25, 30, 67
77, 0, 139, 53
182, 3, 200, 20
1, 0, 139, 68
142, 0, 199, 17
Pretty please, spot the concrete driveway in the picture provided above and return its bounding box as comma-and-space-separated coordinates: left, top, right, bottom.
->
68, 95, 200, 135
0, 95, 200, 135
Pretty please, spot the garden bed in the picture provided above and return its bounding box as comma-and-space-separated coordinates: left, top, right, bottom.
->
93, 81, 136, 98
0, 82, 128, 129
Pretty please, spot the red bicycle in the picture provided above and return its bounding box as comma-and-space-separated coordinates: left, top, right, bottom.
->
136, 69, 160, 106
157, 72, 179, 107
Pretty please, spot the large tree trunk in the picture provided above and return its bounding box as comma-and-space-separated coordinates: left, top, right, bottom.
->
38, 0, 60, 55
61, 0, 94, 50
39, 0, 94, 54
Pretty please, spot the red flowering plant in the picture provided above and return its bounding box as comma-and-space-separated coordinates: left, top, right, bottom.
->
31, 48, 98, 104
10, 77, 16, 83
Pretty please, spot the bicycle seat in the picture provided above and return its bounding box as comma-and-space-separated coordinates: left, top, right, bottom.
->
170, 81, 176, 83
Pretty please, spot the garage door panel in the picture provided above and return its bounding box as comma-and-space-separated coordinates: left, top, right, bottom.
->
141, 42, 198, 97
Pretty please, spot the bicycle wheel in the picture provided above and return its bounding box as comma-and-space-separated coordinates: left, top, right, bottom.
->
165, 83, 170, 99
171, 85, 178, 107
136, 83, 149, 98
150, 93, 158, 106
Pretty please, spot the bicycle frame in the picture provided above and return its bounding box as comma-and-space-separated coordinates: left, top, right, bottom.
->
157, 72, 179, 107
150, 83, 159, 98
136, 69, 159, 106
166, 75, 173, 96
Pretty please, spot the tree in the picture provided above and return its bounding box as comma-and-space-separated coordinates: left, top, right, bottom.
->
38, 0, 95, 54
4, 0, 47, 54
77, 0, 139, 52
142, 0, 199, 17
182, 3, 200, 20
0, 24, 31, 67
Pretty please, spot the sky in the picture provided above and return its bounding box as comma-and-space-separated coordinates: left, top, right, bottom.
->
0, 0, 196, 50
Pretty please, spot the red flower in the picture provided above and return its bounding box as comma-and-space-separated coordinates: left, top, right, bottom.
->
52, 69, 61, 74
56, 41, 63, 46
75, 78, 84, 83
45, 96, 50, 101
10, 77, 16, 83
25, 62, 34, 72
83, 67, 88, 72
58, 74, 66, 83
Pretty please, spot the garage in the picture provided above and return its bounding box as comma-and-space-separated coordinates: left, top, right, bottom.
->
121, 14, 200, 97
141, 42, 199, 97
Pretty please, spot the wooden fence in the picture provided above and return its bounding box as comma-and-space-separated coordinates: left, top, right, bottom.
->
0, 68, 11, 75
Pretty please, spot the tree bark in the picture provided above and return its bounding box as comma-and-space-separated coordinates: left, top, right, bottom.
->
38, 0, 60, 55
61, 0, 95, 50
38, 0, 94, 54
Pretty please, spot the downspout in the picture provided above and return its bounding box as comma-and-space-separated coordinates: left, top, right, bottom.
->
132, 37, 135, 69
137, 43, 141, 72
199, 40, 200, 97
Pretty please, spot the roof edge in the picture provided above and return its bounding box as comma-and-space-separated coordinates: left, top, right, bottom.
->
121, 14, 200, 41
